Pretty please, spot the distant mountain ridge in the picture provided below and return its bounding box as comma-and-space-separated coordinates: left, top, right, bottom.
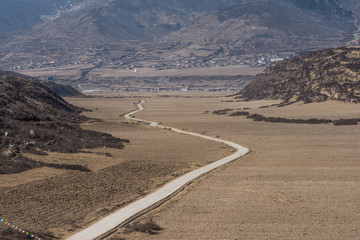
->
239, 47, 360, 103
0, 0, 359, 70
0, 0, 87, 34
171, 0, 355, 57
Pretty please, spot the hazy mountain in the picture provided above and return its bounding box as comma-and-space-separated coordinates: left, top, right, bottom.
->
0, 0, 359, 69
0, 0, 246, 36
0, 0, 87, 34
169, 0, 355, 56
239, 46, 360, 103
0, 0, 247, 66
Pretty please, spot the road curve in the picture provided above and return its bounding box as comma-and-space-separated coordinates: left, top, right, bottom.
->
67, 100, 249, 240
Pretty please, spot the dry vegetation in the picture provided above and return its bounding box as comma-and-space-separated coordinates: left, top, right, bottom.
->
18, 65, 262, 92
125, 219, 163, 235
103, 94, 360, 240
1, 89, 359, 240
0, 95, 232, 239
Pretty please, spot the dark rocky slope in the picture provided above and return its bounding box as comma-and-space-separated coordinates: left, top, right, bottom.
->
0, 72, 128, 174
42, 81, 84, 97
239, 47, 360, 103
0, 70, 83, 97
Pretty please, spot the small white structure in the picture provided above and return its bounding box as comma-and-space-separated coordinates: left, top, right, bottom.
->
181, 87, 189, 92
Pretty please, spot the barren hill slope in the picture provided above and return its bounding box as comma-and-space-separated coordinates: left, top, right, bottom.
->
0, 0, 245, 67
42, 81, 85, 97
0, 72, 127, 174
171, 0, 355, 56
239, 47, 360, 103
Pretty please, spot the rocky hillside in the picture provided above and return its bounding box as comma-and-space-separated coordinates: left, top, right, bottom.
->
239, 47, 360, 103
171, 0, 355, 57
0, 0, 245, 69
0, 72, 128, 174
0, 70, 84, 97
43, 81, 84, 97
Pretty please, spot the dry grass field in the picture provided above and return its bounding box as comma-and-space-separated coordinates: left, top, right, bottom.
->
16, 64, 92, 80
1, 92, 359, 240
91, 65, 264, 78
16, 65, 264, 91
0, 96, 232, 239
103, 94, 360, 240
18, 65, 263, 79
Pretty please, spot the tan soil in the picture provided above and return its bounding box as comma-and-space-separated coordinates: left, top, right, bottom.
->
18, 65, 264, 80
0, 97, 232, 239
105, 95, 360, 240
91, 65, 264, 78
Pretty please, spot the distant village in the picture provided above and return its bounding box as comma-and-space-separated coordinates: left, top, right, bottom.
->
12, 52, 292, 93
12, 52, 295, 71
85, 85, 246, 93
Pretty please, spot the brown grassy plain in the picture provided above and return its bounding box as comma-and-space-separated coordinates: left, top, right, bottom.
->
91, 65, 264, 78
0, 96, 232, 239
1, 92, 359, 240
18, 65, 263, 80
104, 94, 360, 240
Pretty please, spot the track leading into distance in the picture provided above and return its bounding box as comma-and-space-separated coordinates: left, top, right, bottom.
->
67, 100, 249, 240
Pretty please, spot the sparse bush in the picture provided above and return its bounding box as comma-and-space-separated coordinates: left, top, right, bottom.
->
258, 105, 270, 109
212, 109, 233, 115
247, 113, 264, 121
277, 101, 298, 107
333, 119, 359, 126
107, 236, 126, 240
246, 114, 333, 125
43, 163, 91, 172
229, 111, 250, 116
126, 219, 163, 234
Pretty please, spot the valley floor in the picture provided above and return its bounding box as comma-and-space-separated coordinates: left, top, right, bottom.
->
1, 92, 359, 240
0, 94, 232, 239
102, 94, 360, 240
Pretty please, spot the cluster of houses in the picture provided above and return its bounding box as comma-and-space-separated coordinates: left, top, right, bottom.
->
12, 51, 294, 71
119, 53, 293, 71
115, 86, 241, 92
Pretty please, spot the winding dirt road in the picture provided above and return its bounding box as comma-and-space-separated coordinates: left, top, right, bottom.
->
66, 100, 249, 240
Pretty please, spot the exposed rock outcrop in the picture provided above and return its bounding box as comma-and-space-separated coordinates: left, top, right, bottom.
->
0, 72, 128, 174
239, 47, 360, 103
